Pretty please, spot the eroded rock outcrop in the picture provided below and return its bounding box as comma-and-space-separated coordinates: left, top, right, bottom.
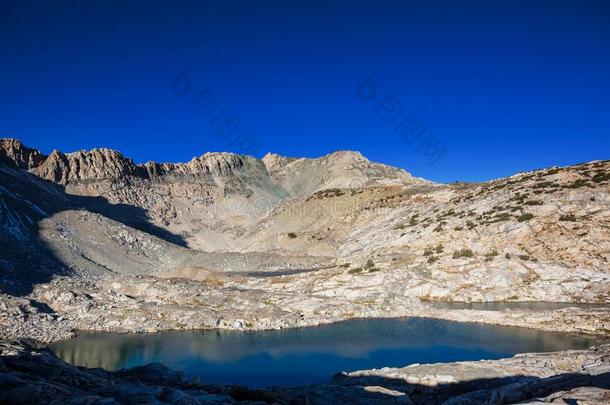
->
33, 148, 142, 184
0, 138, 46, 169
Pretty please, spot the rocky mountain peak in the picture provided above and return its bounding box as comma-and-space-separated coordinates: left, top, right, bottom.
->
262, 149, 426, 196
323, 150, 367, 162
262, 153, 297, 172
2, 139, 428, 195
0, 138, 46, 169
33, 147, 141, 184
157, 152, 267, 179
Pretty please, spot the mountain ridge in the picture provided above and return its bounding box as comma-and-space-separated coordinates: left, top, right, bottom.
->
0, 137, 608, 345
0, 138, 424, 187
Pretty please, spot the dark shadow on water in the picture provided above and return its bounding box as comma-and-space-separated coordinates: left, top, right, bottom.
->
236, 266, 335, 278
6, 340, 610, 405
0, 167, 187, 296
49, 318, 607, 389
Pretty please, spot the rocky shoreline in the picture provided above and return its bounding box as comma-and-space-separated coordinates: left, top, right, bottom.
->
2, 291, 610, 403
1, 337, 609, 404
2, 288, 610, 346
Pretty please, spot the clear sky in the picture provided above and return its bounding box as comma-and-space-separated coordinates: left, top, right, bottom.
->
2, 0, 609, 182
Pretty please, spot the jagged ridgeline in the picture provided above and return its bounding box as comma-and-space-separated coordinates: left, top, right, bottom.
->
0, 138, 423, 292
0, 138, 609, 307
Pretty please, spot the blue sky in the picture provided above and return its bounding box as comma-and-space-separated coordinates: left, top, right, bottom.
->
1, 0, 609, 182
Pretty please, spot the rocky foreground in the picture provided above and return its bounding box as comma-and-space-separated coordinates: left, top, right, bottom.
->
1, 339, 609, 404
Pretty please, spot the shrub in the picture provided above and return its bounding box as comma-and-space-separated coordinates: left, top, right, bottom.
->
592, 171, 610, 183
287, 232, 297, 238
564, 179, 589, 189
505, 253, 511, 259
435, 243, 444, 254
424, 247, 434, 256
546, 168, 560, 175
427, 255, 439, 264
519, 255, 530, 261
525, 200, 543, 205
534, 181, 555, 189
453, 248, 474, 259
485, 250, 499, 261
347, 259, 380, 273
492, 213, 512, 222
517, 213, 534, 222
559, 214, 577, 222
454, 226, 463, 231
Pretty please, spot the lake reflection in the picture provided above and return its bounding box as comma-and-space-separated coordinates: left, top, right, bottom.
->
50, 318, 603, 387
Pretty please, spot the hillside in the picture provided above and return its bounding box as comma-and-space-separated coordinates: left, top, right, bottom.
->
0, 138, 609, 341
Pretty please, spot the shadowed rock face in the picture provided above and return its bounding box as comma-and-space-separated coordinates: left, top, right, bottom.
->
0, 138, 46, 169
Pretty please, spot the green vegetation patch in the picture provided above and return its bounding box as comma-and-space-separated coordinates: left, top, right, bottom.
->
592, 171, 610, 183
453, 248, 474, 259
485, 250, 499, 261
564, 179, 590, 189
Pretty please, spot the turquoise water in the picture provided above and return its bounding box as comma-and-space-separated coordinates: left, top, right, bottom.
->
50, 318, 603, 387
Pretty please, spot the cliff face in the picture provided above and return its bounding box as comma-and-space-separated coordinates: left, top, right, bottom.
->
0, 139, 424, 192
32, 149, 142, 184
29, 148, 269, 184
0, 139, 46, 169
